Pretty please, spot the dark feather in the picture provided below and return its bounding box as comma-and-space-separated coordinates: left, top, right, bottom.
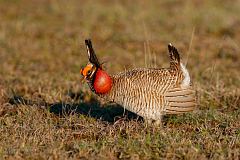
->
168, 43, 180, 70
85, 39, 101, 68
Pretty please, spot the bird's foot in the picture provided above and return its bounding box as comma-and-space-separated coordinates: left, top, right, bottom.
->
144, 119, 162, 128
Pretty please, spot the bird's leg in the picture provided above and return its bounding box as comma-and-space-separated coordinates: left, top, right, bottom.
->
153, 115, 163, 127
153, 119, 162, 127
145, 118, 162, 127
145, 119, 153, 127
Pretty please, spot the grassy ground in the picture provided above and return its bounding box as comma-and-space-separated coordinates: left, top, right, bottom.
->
0, 0, 239, 159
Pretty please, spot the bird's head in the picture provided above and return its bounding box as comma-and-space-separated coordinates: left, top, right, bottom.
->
80, 39, 112, 94
80, 62, 97, 81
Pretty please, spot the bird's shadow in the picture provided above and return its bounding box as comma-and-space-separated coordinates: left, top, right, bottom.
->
8, 91, 142, 123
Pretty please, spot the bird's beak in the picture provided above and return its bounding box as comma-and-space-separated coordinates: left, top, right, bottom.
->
80, 68, 86, 82
80, 68, 83, 75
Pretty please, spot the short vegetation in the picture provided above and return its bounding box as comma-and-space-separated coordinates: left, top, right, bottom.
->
0, 0, 239, 159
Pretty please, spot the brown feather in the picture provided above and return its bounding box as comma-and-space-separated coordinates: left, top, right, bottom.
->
83, 41, 197, 121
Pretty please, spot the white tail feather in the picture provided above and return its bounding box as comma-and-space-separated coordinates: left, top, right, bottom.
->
180, 63, 191, 88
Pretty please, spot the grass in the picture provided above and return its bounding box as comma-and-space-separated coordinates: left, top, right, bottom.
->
0, 0, 239, 159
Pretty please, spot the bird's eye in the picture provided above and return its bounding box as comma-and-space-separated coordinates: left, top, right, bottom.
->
87, 70, 92, 76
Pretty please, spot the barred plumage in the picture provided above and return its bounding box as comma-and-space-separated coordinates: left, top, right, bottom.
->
81, 40, 196, 124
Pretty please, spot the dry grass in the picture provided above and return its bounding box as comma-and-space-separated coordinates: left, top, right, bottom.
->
0, 0, 239, 159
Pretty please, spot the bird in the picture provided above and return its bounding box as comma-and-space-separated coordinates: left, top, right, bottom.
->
80, 39, 196, 125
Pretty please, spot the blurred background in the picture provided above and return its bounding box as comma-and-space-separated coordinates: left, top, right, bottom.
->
0, 0, 239, 159
0, 0, 239, 99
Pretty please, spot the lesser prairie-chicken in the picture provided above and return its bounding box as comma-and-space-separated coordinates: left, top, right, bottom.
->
81, 39, 196, 125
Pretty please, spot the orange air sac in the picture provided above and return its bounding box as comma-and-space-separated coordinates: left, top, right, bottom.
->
93, 69, 112, 94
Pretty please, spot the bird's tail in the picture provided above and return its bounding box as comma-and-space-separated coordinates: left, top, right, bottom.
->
164, 87, 196, 114
168, 43, 180, 71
